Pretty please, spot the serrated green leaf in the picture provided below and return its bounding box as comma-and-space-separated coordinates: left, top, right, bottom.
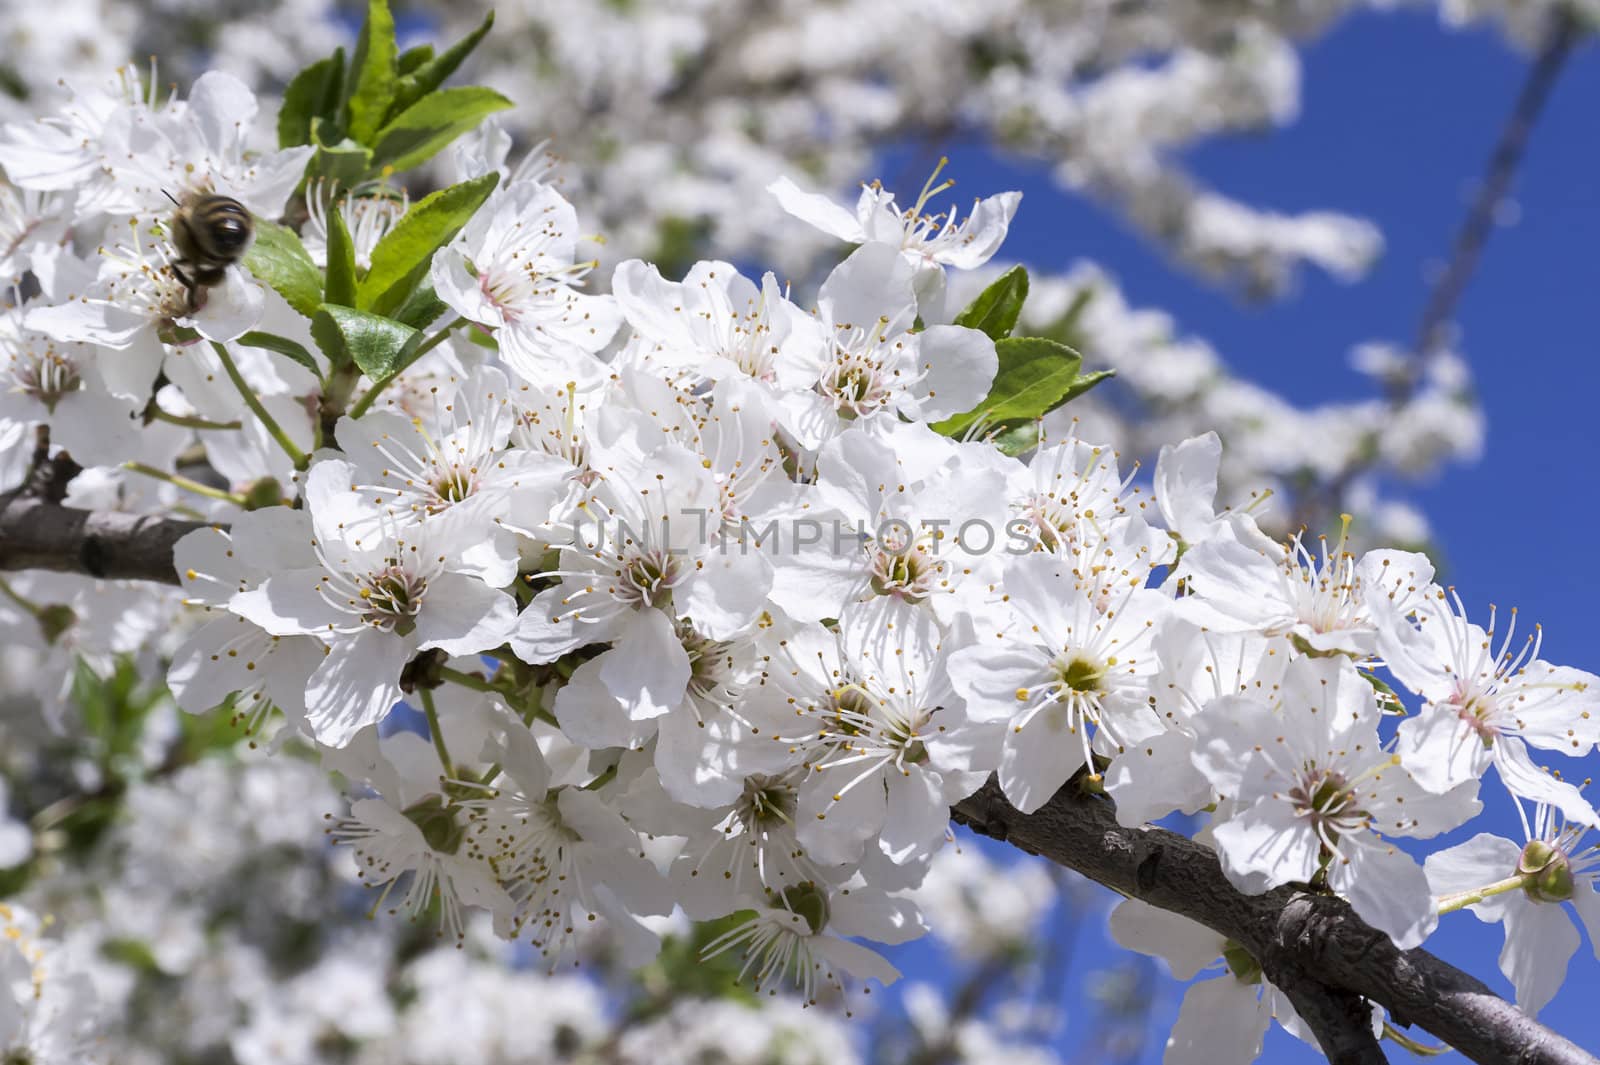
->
278, 49, 345, 149
954, 265, 1029, 341
237, 331, 323, 382
371, 87, 513, 174
1054, 368, 1113, 407
310, 307, 349, 371
357, 172, 498, 316
313, 304, 418, 379
309, 117, 373, 188
242, 220, 322, 319
991, 423, 1043, 456
323, 207, 357, 306
344, 0, 398, 145
397, 44, 435, 76
387, 11, 495, 120
393, 276, 447, 330
934, 336, 1102, 437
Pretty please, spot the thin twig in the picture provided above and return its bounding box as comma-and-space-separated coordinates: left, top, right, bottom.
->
1406, 5, 1581, 385
1296, 8, 1581, 531
210, 341, 309, 470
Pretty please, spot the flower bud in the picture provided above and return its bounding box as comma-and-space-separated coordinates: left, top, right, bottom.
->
404, 796, 465, 856
242, 476, 284, 510
1519, 839, 1575, 904
777, 883, 830, 936
35, 603, 76, 645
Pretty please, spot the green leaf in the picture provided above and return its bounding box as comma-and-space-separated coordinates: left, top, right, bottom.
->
371, 87, 512, 174
0, 859, 32, 898
1053, 368, 1113, 407
242, 220, 323, 318
629, 913, 761, 1021
393, 276, 448, 330
309, 117, 373, 188
310, 308, 349, 371
990, 423, 1043, 457
278, 49, 345, 149
387, 11, 495, 120
955, 265, 1029, 341
357, 172, 498, 317
1362, 670, 1408, 715
397, 44, 435, 76
1053, 288, 1094, 341
312, 304, 418, 379
464, 323, 498, 350
649, 215, 713, 280
323, 207, 358, 306
102, 937, 162, 974
935, 336, 1107, 437
237, 331, 323, 382
344, 0, 398, 145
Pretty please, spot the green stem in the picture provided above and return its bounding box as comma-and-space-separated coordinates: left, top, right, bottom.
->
210, 341, 309, 470
0, 576, 75, 645
439, 661, 559, 729
0, 575, 43, 619
1435, 874, 1528, 915
319, 362, 363, 429
310, 400, 324, 452
419, 687, 453, 778
1381, 1022, 1451, 1056
348, 317, 465, 420
30, 792, 88, 833
124, 461, 247, 506
438, 665, 498, 694
148, 406, 242, 431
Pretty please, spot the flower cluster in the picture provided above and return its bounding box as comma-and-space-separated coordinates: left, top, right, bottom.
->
3, 0, 1514, 554
0, 901, 103, 1062
0, 9, 1594, 1063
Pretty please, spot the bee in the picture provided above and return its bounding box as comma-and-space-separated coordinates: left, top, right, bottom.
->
166, 192, 254, 312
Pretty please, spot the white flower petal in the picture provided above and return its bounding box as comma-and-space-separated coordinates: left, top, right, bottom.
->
1500, 896, 1579, 1017
1334, 842, 1436, 950
768, 176, 867, 244
1163, 976, 1269, 1065
1107, 897, 1223, 980
597, 609, 690, 722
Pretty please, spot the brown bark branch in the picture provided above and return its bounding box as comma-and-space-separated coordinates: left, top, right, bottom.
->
951, 777, 1599, 1065
0, 454, 206, 584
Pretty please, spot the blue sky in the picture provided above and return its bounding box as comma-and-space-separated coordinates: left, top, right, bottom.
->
877, 9, 1600, 1062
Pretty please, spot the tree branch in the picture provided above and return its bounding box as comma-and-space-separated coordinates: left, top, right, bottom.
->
1275, 977, 1388, 1065
1408, 5, 1580, 377
0, 489, 1596, 1063
0, 454, 205, 584
951, 777, 1599, 1065
1295, 7, 1581, 533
